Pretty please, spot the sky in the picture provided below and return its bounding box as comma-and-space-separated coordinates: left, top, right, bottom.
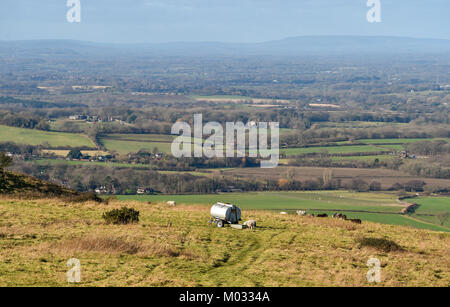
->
0, 0, 449, 43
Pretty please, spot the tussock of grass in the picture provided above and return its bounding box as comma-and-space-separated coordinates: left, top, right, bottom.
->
356, 237, 403, 252
54, 236, 141, 255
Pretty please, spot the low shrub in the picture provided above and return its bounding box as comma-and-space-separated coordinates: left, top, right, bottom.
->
356, 237, 403, 252
66, 192, 103, 203
102, 207, 140, 225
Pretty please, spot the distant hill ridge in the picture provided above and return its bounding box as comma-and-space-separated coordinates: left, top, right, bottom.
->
1, 36, 450, 56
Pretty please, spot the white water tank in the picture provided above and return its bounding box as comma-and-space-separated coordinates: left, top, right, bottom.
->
210, 202, 241, 224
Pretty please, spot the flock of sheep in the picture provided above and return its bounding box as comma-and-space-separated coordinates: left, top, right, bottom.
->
239, 210, 363, 232
296, 210, 362, 224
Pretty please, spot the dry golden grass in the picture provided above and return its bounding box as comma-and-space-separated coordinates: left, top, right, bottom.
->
0, 197, 448, 287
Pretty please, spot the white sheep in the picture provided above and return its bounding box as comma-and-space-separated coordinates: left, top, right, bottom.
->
243, 220, 256, 230
166, 201, 176, 207
296, 210, 307, 216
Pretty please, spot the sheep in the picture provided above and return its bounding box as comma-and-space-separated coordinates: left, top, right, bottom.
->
296, 210, 307, 216
280, 212, 287, 215
316, 213, 328, 218
332, 213, 347, 220
243, 220, 257, 230
166, 201, 176, 207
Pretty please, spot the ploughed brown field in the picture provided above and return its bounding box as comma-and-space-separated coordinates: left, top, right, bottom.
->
224, 166, 450, 189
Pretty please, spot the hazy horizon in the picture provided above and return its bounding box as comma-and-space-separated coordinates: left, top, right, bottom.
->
2, 34, 450, 45
0, 0, 449, 44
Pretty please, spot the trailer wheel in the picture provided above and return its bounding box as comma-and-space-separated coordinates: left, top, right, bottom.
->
217, 220, 224, 228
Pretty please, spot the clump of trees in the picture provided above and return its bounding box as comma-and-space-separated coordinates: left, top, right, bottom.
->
400, 161, 450, 179
405, 140, 450, 156
0, 110, 49, 130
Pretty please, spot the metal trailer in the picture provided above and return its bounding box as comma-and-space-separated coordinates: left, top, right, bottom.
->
209, 202, 242, 228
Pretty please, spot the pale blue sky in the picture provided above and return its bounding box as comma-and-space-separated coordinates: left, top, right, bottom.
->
0, 0, 449, 43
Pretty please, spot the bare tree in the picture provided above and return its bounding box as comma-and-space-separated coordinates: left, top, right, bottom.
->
323, 169, 333, 187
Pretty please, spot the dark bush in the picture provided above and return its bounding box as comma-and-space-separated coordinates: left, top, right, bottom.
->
356, 237, 403, 252
66, 192, 103, 203
102, 207, 140, 225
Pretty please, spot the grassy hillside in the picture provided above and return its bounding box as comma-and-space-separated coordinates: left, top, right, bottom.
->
0, 125, 96, 148
0, 169, 78, 197
0, 198, 448, 286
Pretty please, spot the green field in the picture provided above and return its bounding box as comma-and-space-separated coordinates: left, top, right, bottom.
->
412, 197, 450, 228
414, 197, 450, 214
359, 138, 447, 144
49, 119, 92, 131
315, 122, 408, 129
115, 192, 450, 232
0, 125, 96, 148
100, 137, 173, 154
337, 138, 449, 145
102, 134, 175, 142
376, 144, 405, 151
280, 145, 390, 156
330, 155, 396, 162
99, 134, 207, 155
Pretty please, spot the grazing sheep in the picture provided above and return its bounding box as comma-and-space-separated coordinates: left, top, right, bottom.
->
332, 213, 347, 220
244, 220, 257, 229
317, 213, 328, 218
280, 212, 287, 215
166, 201, 176, 207
296, 210, 307, 216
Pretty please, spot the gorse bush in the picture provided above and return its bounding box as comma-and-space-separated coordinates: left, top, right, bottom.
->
102, 207, 140, 225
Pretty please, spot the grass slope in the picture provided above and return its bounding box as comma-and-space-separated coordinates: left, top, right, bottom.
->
0, 170, 77, 197
0, 198, 448, 286
100, 138, 173, 154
